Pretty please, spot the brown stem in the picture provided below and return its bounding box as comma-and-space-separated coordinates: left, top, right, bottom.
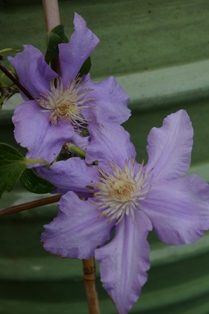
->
82, 258, 101, 314
0, 195, 61, 216
0, 62, 33, 100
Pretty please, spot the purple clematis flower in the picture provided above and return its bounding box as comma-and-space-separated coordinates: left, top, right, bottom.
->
8, 13, 130, 164
40, 110, 209, 314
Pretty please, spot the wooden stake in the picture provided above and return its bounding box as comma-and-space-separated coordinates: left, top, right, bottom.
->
41, 3, 101, 314
82, 258, 101, 314
42, 0, 61, 33
42, 0, 61, 74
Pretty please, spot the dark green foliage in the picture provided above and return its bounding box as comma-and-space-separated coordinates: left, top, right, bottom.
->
0, 143, 26, 198
20, 168, 55, 194
45, 24, 68, 64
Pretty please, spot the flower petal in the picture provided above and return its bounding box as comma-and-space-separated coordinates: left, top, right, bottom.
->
12, 100, 74, 164
8, 45, 57, 99
86, 123, 136, 169
83, 75, 131, 124
95, 212, 152, 314
145, 110, 193, 181
36, 157, 98, 194
59, 13, 99, 86
143, 175, 209, 245
42, 191, 114, 259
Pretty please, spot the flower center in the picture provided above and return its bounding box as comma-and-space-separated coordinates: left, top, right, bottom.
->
94, 159, 152, 224
36, 77, 92, 128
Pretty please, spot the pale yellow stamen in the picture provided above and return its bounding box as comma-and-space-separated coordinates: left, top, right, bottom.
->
94, 159, 152, 224
36, 77, 93, 128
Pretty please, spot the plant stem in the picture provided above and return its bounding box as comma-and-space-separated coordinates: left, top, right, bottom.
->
65, 142, 86, 159
0, 48, 22, 54
0, 62, 33, 100
0, 195, 61, 216
25, 157, 51, 168
82, 258, 101, 314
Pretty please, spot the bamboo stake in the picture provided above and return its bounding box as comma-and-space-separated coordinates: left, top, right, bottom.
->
41, 3, 101, 314
82, 258, 101, 314
42, 0, 61, 72
42, 0, 61, 33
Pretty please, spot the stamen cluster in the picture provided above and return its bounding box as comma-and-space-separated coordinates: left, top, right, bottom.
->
94, 159, 152, 224
37, 77, 92, 128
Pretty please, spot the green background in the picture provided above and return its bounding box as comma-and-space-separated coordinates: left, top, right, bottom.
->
1, 0, 209, 313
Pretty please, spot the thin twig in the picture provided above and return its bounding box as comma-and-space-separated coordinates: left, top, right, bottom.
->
0, 195, 61, 216
0, 62, 33, 100
82, 258, 101, 314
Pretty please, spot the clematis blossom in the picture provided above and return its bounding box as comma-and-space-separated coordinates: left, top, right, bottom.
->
8, 13, 130, 164
40, 110, 209, 314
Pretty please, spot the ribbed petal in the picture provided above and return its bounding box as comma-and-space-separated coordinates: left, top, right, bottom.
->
86, 123, 136, 170
36, 157, 98, 194
70, 131, 89, 151
8, 45, 57, 99
83, 75, 130, 124
42, 192, 114, 259
95, 212, 152, 314
145, 110, 193, 181
59, 13, 99, 86
143, 175, 209, 245
12, 100, 74, 164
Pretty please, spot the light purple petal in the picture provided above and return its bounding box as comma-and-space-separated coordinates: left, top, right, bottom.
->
59, 13, 99, 86
143, 175, 209, 245
83, 75, 131, 124
70, 131, 90, 151
36, 157, 98, 194
42, 191, 114, 258
86, 123, 136, 169
96, 212, 152, 314
145, 110, 193, 181
12, 101, 74, 164
8, 45, 57, 99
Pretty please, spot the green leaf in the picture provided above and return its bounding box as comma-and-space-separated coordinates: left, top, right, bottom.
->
77, 57, 92, 77
0, 143, 27, 198
45, 24, 68, 64
20, 168, 55, 194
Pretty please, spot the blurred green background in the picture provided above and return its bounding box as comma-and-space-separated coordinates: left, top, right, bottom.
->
1, 0, 209, 313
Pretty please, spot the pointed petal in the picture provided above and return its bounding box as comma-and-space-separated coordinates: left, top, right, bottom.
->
143, 175, 209, 245
36, 157, 98, 194
59, 13, 99, 86
83, 75, 131, 124
145, 110, 193, 181
42, 192, 114, 259
8, 45, 57, 99
12, 101, 74, 164
95, 212, 152, 314
86, 123, 136, 169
